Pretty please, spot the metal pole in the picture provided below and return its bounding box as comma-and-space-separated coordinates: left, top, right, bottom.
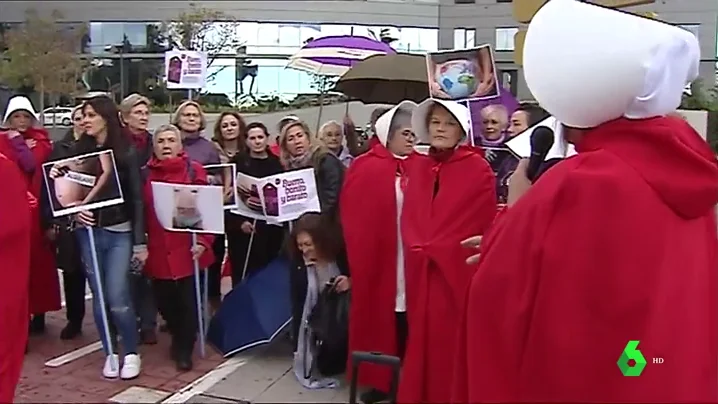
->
86, 226, 118, 372
191, 233, 206, 357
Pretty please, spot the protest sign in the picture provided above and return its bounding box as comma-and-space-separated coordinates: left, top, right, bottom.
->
505, 116, 577, 160
204, 163, 238, 209
232, 168, 320, 223
151, 182, 225, 234
426, 45, 500, 103
164, 50, 208, 90
483, 147, 520, 206
42, 150, 123, 217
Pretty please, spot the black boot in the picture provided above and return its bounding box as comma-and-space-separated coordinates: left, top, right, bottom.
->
175, 350, 193, 371
29, 314, 45, 335
60, 322, 82, 340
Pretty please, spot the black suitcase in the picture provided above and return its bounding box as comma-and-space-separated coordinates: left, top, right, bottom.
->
348, 351, 401, 404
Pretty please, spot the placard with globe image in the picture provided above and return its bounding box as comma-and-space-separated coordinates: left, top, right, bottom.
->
426, 44, 501, 102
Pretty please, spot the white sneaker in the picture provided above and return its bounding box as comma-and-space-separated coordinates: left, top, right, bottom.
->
120, 353, 141, 380
102, 354, 120, 378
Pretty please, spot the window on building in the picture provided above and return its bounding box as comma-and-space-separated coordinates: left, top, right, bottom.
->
495, 27, 519, 51
87, 22, 155, 54
498, 69, 518, 96
454, 0, 476, 3
453, 28, 476, 49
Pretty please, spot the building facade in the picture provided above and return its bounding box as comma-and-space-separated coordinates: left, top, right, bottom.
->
0, 0, 715, 102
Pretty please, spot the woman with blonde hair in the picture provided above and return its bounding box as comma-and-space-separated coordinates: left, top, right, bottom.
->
172, 100, 220, 167
171, 101, 222, 310
279, 118, 348, 351
318, 120, 353, 167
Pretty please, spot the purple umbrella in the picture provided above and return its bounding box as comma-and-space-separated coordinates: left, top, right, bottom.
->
287, 35, 396, 76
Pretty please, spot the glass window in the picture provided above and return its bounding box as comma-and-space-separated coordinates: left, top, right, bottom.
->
495, 27, 518, 51
87, 22, 154, 54
205, 57, 315, 99
453, 28, 476, 49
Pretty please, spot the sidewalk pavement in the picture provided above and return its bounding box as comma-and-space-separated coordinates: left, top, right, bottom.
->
183, 342, 350, 404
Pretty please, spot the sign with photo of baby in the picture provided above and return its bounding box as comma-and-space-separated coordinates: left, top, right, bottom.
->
150, 182, 225, 234
204, 163, 238, 209
42, 150, 124, 217
232, 168, 320, 223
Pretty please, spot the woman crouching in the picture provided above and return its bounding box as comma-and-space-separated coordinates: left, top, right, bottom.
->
291, 213, 351, 389
142, 124, 215, 371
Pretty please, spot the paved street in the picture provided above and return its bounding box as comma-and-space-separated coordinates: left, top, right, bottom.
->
17, 274, 351, 403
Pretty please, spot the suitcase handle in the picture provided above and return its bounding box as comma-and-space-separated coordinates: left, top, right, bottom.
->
349, 351, 401, 404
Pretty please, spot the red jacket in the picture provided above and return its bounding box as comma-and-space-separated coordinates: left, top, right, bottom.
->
341, 144, 419, 392
452, 117, 718, 403
143, 153, 215, 280
399, 145, 497, 403
0, 152, 31, 402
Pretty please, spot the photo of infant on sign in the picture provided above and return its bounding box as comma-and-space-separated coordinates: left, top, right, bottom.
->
151, 182, 225, 234
426, 45, 500, 102
42, 150, 123, 217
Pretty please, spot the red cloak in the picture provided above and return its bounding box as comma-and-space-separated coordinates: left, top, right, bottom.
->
22, 128, 60, 314
0, 153, 31, 402
452, 117, 718, 403
399, 145, 497, 403
341, 144, 418, 392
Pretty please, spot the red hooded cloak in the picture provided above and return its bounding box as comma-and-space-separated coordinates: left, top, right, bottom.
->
22, 127, 60, 314
398, 145, 497, 403
341, 143, 418, 392
0, 152, 31, 402
452, 117, 718, 402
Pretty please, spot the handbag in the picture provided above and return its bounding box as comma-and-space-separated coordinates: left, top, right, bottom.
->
303, 281, 350, 379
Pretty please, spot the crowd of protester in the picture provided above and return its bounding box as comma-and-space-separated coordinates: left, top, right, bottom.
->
0, 89, 510, 401
2, 10, 717, 398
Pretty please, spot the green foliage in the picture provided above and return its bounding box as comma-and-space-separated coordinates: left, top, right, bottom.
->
680, 79, 718, 151
0, 9, 87, 111
309, 74, 339, 95
681, 79, 718, 112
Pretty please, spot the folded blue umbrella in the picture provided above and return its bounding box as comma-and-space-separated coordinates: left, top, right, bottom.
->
207, 257, 292, 357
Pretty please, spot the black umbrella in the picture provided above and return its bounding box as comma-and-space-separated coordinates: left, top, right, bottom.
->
333, 53, 429, 104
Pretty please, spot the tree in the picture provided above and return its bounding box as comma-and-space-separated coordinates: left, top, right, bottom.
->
161, 3, 243, 86
0, 9, 87, 116
681, 79, 718, 150
309, 74, 338, 95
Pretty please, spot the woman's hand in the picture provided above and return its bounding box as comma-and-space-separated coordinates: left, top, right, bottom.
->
5, 130, 20, 139
49, 165, 62, 179
430, 81, 450, 99
25, 138, 37, 149
461, 235, 482, 265
133, 249, 149, 265
240, 221, 255, 234
191, 244, 206, 260
333, 275, 351, 292
75, 210, 95, 227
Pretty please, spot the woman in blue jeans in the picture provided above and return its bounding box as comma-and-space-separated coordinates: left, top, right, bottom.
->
68, 96, 147, 379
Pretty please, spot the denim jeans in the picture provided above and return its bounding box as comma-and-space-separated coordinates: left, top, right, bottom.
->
76, 227, 138, 355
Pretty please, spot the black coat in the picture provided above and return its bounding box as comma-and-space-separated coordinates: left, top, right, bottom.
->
40, 130, 82, 272
72, 135, 147, 246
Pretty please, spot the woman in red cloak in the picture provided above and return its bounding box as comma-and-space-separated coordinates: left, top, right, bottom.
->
0, 151, 32, 402
3, 95, 60, 334
340, 101, 418, 404
398, 99, 497, 403
451, 1, 718, 402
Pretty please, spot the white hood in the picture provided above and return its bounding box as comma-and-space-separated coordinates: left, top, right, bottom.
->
374, 100, 418, 147
3, 96, 39, 127
523, 0, 700, 129
411, 99, 471, 144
